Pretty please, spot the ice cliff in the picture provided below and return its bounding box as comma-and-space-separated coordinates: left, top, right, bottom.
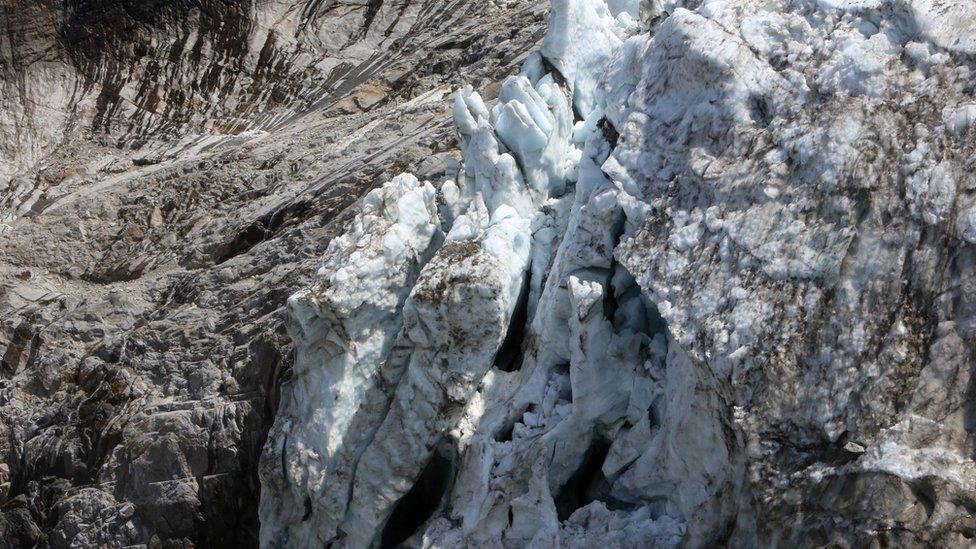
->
262, 0, 976, 547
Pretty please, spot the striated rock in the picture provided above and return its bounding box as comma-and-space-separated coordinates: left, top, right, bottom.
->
0, 0, 548, 545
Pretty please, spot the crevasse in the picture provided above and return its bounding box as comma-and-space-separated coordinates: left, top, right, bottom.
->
260, 0, 742, 547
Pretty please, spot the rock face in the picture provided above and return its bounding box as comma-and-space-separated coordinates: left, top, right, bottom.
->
262, 0, 976, 547
0, 0, 547, 546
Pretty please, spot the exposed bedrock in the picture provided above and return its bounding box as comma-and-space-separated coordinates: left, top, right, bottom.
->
0, 0, 548, 545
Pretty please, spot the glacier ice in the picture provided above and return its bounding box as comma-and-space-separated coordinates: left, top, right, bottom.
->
262, 0, 976, 546
259, 174, 444, 546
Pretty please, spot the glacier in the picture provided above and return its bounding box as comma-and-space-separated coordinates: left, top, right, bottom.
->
0, 0, 973, 545
261, 0, 976, 547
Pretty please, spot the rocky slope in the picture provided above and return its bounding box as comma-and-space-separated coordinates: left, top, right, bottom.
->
262, 0, 976, 547
0, 0, 547, 546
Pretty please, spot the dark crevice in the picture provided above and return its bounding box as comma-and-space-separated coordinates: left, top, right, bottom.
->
360, 0, 383, 39
602, 214, 628, 326
554, 434, 643, 522
907, 479, 936, 519
644, 295, 668, 339
604, 269, 620, 327
767, 430, 865, 470
379, 439, 455, 548
748, 93, 772, 128
553, 362, 572, 402
493, 269, 532, 372
598, 117, 619, 149
1, 320, 38, 378
493, 403, 530, 443
494, 421, 516, 443
609, 259, 667, 340
212, 200, 312, 264
81, 251, 149, 283
647, 395, 663, 427
433, 37, 475, 51
213, 222, 268, 264
279, 434, 289, 487
537, 54, 582, 121
554, 436, 612, 522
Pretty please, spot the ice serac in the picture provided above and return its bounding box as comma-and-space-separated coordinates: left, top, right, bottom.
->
261, 50, 576, 547
260, 174, 443, 546
266, 0, 976, 547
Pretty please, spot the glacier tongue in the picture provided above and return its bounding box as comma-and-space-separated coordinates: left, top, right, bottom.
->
262, 0, 976, 547
260, 8, 593, 543
260, 0, 736, 545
